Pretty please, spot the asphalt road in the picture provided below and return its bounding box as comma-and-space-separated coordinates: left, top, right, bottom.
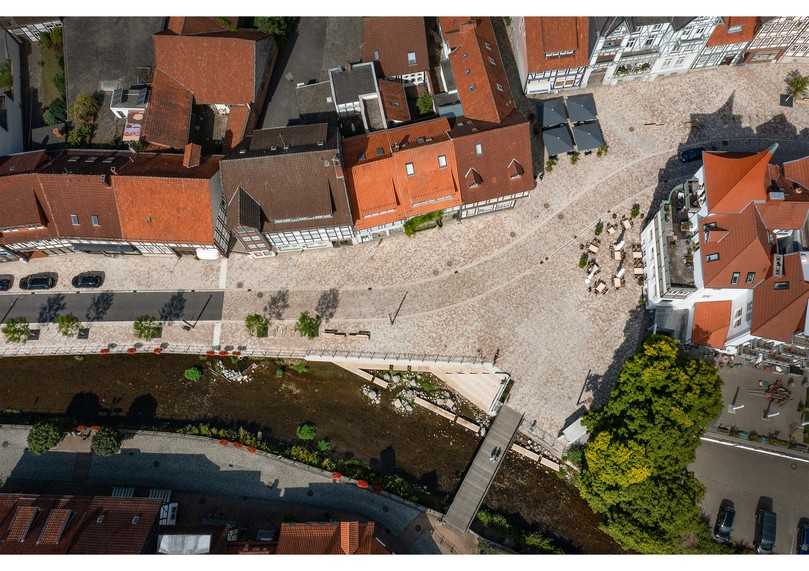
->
692, 439, 809, 554
0, 291, 224, 324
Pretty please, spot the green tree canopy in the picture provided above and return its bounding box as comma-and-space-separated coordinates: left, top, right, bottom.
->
69, 94, 100, 125
91, 426, 122, 456
578, 335, 723, 553
133, 315, 161, 341
786, 69, 809, 99
56, 314, 80, 337
245, 313, 269, 337
416, 92, 433, 115
295, 311, 321, 338
296, 422, 317, 441
2, 318, 30, 343
255, 17, 290, 38
27, 421, 64, 455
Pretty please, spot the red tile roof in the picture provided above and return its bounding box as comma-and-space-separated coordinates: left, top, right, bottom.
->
699, 204, 771, 289
378, 79, 411, 123
36, 173, 123, 240
0, 150, 47, 176
524, 17, 590, 72
153, 32, 263, 105
142, 70, 193, 149
343, 117, 462, 230
441, 17, 515, 125
756, 201, 809, 230
692, 300, 732, 348
0, 174, 48, 231
223, 105, 251, 150
0, 494, 161, 554
274, 521, 389, 554
167, 17, 236, 35
363, 17, 429, 78
783, 156, 809, 191
751, 252, 809, 342
703, 148, 772, 213
706, 17, 759, 47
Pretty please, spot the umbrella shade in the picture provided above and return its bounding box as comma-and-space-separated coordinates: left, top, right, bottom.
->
566, 93, 598, 123
572, 120, 605, 151
540, 98, 568, 128
542, 124, 575, 156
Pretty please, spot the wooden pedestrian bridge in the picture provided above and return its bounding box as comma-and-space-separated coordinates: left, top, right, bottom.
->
443, 405, 524, 531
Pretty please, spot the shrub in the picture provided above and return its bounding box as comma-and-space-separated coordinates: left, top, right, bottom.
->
578, 252, 589, 269
523, 532, 562, 554
570, 151, 581, 164
403, 210, 443, 237
56, 314, 80, 337
545, 157, 558, 173
296, 422, 317, 441
0, 60, 12, 92
2, 318, 30, 343
295, 311, 321, 339
321, 457, 337, 471
596, 143, 609, 157
245, 313, 269, 337
66, 123, 93, 146
54, 69, 65, 98
416, 92, 434, 115
68, 94, 100, 125
91, 427, 122, 456
255, 16, 289, 37
316, 438, 332, 452
289, 445, 320, 466
184, 367, 202, 382
594, 220, 604, 236
27, 421, 64, 454
39, 30, 53, 50
289, 361, 309, 374
630, 203, 641, 219
133, 315, 161, 341
43, 97, 67, 126
49, 26, 63, 50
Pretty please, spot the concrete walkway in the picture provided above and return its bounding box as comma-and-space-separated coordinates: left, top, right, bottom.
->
0, 425, 478, 554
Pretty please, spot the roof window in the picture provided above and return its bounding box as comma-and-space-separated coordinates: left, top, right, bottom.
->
405, 162, 415, 176
70, 214, 80, 226
728, 25, 743, 34
488, 56, 496, 66
475, 143, 483, 156
407, 51, 417, 65
438, 155, 447, 168
706, 253, 719, 262
373, 49, 380, 61
469, 83, 476, 92
774, 281, 789, 290
484, 41, 492, 51
496, 83, 504, 92
731, 272, 739, 285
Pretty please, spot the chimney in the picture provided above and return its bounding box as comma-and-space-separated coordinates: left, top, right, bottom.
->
183, 143, 202, 169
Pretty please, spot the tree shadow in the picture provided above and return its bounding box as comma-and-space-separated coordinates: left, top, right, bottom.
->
37, 294, 66, 323
159, 292, 186, 323
315, 288, 339, 322
65, 392, 101, 423
85, 293, 114, 322
127, 394, 158, 423
264, 289, 289, 320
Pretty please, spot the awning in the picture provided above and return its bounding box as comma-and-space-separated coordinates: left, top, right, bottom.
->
540, 98, 568, 128
72, 242, 138, 254
571, 120, 605, 152
542, 124, 575, 156
566, 93, 598, 123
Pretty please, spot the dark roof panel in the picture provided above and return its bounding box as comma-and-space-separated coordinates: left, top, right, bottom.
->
571, 121, 605, 151
542, 124, 575, 156
541, 98, 568, 128
566, 93, 598, 123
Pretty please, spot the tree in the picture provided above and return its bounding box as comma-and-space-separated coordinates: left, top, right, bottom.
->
578, 335, 723, 553
27, 421, 64, 454
66, 123, 93, 146
43, 97, 67, 126
416, 92, 433, 115
2, 318, 30, 343
630, 203, 641, 219
255, 17, 290, 38
133, 315, 161, 341
785, 70, 809, 100
296, 422, 317, 441
0, 59, 12, 92
91, 426, 122, 456
56, 314, 80, 337
68, 94, 100, 125
245, 313, 269, 337
295, 311, 321, 338
184, 367, 202, 382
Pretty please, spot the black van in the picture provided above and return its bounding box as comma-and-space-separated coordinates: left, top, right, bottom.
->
756, 510, 777, 554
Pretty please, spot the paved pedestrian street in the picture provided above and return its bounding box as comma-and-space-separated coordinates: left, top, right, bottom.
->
3, 63, 809, 439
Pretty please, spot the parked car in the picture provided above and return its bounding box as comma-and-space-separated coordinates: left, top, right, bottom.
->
713, 503, 735, 543
798, 521, 809, 554
19, 274, 56, 290
756, 510, 777, 554
0, 275, 12, 291
679, 147, 705, 163
71, 272, 104, 289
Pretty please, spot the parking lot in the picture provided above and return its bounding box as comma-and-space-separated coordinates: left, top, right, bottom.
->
692, 439, 809, 553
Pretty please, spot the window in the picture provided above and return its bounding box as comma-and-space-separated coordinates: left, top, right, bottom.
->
70, 214, 80, 225
735, 308, 742, 318
437, 155, 447, 168
405, 162, 415, 176
728, 25, 742, 34
774, 281, 789, 290
475, 143, 483, 156
407, 51, 417, 65
645, 38, 654, 47
745, 271, 756, 283
484, 41, 492, 51
733, 318, 742, 328
91, 215, 100, 226
469, 83, 476, 92
706, 253, 720, 262
373, 49, 380, 61
731, 272, 740, 285
496, 83, 504, 92
488, 56, 496, 66
626, 39, 636, 48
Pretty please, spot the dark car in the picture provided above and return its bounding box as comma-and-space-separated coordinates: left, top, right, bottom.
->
798, 522, 809, 554
713, 503, 735, 543
71, 272, 104, 289
19, 274, 56, 290
0, 275, 12, 291
756, 510, 777, 554
679, 147, 705, 163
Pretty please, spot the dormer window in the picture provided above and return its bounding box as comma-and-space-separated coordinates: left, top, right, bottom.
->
71, 214, 80, 226
496, 83, 504, 92
465, 168, 482, 188
508, 159, 524, 179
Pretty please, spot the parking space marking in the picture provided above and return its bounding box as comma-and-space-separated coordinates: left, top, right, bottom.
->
701, 436, 809, 464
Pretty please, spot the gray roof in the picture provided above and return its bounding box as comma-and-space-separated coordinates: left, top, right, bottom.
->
542, 124, 575, 156
328, 62, 378, 105
571, 121, 605, 152
248, 123, 331, 152
63, 17, 165, 104
296, 81, 336, 124
321, 17, 363, 78
566, 94, 597, 123
541, 98, 568, 128
236, 188, 263, 230
440, 58, 456, 92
